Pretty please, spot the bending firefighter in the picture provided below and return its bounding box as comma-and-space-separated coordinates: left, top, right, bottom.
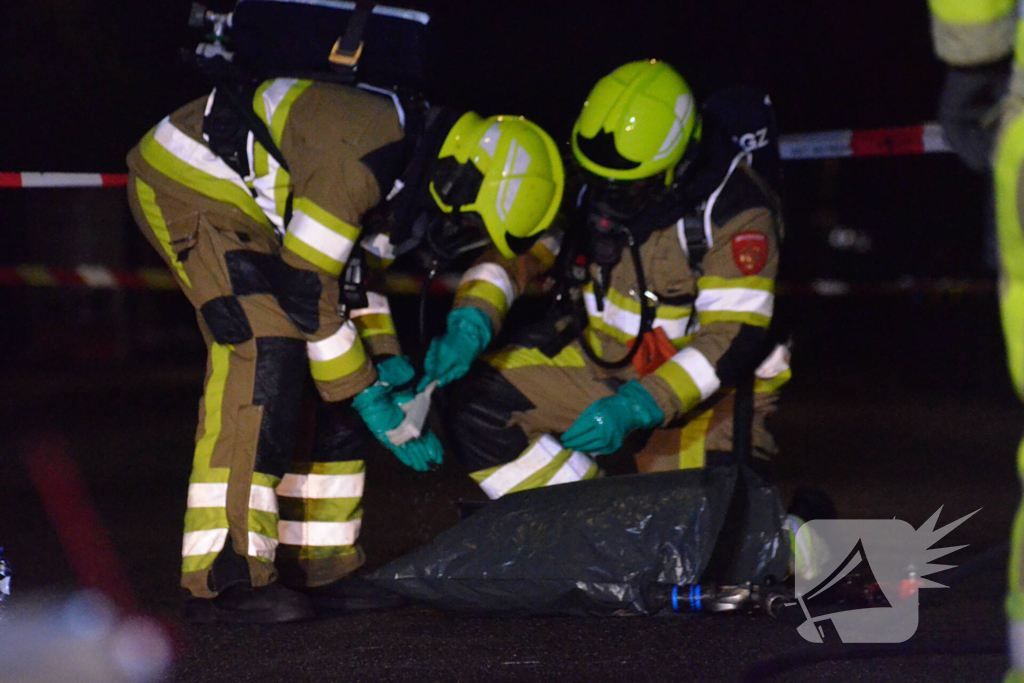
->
929, 1, 1024, 679
436, 60, 791, 499
126, 78, 563, 622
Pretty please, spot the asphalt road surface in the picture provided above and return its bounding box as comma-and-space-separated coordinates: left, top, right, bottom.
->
1, 292, 1020, 682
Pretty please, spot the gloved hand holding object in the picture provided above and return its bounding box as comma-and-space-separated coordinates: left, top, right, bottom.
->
561, 381, 665, 455
353, 357, 444, 471
418, 307, 492, 391
938, 60, 1011, 173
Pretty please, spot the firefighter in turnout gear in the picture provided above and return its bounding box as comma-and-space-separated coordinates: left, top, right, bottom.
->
929, 2, 1024, 679
442, 61, 790, 501
442, 60, 791, 499
126, 78, 564, 622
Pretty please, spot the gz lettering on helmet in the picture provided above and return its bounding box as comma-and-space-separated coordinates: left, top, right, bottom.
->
428, 112, 565, 260
572, 59, 699, 186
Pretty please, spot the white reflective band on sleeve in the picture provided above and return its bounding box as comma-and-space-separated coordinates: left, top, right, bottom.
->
278, 519, 362, 547
755, 343, 791, 379
695, 287, 774, 317
248, 485, 279, 514
461, 263, 516, 307
277, 472, 365, 499
350, 291, 391, 318
544, 451, 595, 487
187, 482, 228, 508
153, 119, 249, 187
1010, 620, 1024, 670
247, 532, 278, 560
478, 435, 563, 500
288, 210, 356, 265
583, 290, 691, 340
307, 322, 358, 362
669, 347, 721, 400
182, 528, 229, 557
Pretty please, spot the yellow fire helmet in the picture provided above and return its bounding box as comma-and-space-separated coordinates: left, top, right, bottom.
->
429, 112, 565, 259
572, 60, 699, 184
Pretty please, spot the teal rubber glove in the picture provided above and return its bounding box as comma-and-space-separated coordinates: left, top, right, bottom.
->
417, 307, 492, 392
352, 382, 444, 472
560, 381, 665, 455
375, 355, 416, 388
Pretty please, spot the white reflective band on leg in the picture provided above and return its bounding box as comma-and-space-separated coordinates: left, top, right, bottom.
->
182, 528, 229, 557
545, 451, 595, 487
350, 291, 392, 318
669, 348, 721, 400
288, 210, 356, 265
278, 519, 362, 547
277, 472, 365, 499
247, 532, 278, 560
479, 435, 563, 500
248, 484, 279, 514
695, 288, 774, 317
187, 482, 228, 509
307, 322, 358, 362
460, 263, 516, 308
1011, 621, 1024, 671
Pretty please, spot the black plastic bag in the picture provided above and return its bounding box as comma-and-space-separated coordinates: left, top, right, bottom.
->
370, 464, 789, 615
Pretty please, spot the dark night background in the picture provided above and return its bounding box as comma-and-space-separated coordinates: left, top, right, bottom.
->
0, 1, 1018, 681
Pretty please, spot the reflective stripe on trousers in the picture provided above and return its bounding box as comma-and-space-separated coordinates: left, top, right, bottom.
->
470, 434, 600, 499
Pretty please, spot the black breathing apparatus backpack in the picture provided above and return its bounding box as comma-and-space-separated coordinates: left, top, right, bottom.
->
185, 0, 443, 311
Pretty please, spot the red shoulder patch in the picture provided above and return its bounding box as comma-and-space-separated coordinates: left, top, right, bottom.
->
731, 232, 769, 275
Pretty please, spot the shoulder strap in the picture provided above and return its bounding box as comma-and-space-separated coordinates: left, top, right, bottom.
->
213, 83, 291, 174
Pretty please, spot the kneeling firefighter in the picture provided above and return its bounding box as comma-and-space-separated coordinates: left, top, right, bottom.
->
126, 75, 564, 621
440, 59, 791, 501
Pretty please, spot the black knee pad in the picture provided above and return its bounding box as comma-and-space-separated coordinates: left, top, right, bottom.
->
443, 363, 534, 472
226, 250, 322, 335
251, 337, 308, 477
200, 296, 253, 344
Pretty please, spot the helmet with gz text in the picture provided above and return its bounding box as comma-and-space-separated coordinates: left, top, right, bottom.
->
572, 60, 699, 185
428, 112, 565, 260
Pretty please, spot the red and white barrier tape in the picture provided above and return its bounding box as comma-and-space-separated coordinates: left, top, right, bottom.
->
0, 123, 953, 189
0, 172, 128, 188
0, 264, 993, 297
778, 122, 950, 161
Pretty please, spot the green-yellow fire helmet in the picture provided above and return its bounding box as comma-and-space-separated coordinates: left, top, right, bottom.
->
572, 60, 699, 183
429, 112, 565, 259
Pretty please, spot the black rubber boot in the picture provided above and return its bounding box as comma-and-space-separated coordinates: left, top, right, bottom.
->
183, 583, 316, 624
301, 576, 408, 612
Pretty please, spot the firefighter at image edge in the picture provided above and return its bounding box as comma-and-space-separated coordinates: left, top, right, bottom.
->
429, 59, 811, 572
125, 76, 565, 622
929, 0, 1024, 678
